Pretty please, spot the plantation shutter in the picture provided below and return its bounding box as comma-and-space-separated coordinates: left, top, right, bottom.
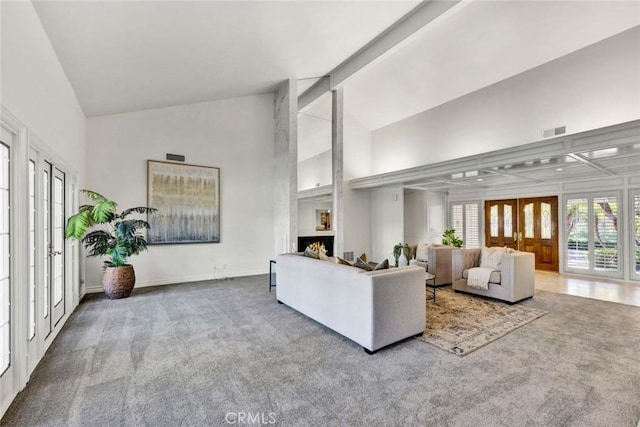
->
450, 202, 480, 249
465, 203, 480, 248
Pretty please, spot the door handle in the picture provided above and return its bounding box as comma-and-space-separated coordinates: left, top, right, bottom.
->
518, 231, 523, 241
513, 232, 518, 241
48, 247, 62, 257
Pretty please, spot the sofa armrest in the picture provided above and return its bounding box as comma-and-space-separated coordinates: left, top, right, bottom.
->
369, 266, 425, 351
500, 252, 535, 301
428, 246, 455, 285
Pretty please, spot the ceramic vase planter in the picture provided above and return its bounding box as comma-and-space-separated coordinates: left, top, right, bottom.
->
102, 265, 136, 299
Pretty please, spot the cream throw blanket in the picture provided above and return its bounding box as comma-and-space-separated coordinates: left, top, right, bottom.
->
467, 267, 495, 290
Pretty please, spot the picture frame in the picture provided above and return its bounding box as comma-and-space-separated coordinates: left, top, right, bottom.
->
147, 160, 220, 244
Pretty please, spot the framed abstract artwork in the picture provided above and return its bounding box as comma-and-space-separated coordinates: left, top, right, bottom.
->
147, 160, 220, 244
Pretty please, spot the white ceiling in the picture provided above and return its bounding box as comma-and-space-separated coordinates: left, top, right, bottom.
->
33, 0, 420, 117
294, 1, 639, 162
33, 0, 639, 140
344, 0, 640, 131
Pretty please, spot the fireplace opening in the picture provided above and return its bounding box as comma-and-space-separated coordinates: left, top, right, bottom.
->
297, 236, 334, 256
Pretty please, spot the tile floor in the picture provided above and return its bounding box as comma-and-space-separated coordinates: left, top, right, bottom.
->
535, 270, 640, 307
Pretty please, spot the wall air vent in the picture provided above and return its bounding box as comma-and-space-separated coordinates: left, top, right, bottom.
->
166, 153, 185, 162
543, 126, 566, 138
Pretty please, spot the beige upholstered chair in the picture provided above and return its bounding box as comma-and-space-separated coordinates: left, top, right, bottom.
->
451, 248, 535, 303
412, 245, 455, 286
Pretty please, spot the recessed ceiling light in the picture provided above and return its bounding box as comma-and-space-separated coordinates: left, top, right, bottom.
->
556, 167, 564, 171
476, 178, 484, 182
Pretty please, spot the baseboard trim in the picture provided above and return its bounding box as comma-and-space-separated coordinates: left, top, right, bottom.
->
1, 390, 18, 420
83, 269, 268, 294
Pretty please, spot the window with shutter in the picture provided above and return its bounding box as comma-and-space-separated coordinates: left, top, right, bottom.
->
450, 201, 480, 248
565, 192, 621, 278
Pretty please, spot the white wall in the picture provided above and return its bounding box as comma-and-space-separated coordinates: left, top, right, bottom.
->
404, 190, 425, 244
343, 111, 372, 258
85, 94, 275, 291
404, 190, 446, 245
369, 186, 404, 263
298, 150, 331, 191
1, 1, 86, 179
371, 27, 640, 174
425, 192, 446, 242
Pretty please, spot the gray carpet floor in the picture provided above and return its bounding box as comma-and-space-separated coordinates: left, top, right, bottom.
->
2, 275, 640, 427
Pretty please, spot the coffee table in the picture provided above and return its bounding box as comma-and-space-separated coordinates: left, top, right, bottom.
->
425, 272, 436, 303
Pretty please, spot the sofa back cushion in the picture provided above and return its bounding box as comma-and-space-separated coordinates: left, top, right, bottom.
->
415, 242, 432, 262
480, 246, 507, 269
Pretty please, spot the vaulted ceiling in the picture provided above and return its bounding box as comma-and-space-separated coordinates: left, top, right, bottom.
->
32, 0, 419, 117
33, 0, 639, 176
34, 1, 639, 123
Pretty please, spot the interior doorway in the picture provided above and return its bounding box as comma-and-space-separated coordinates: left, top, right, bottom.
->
485, 196, 559, 271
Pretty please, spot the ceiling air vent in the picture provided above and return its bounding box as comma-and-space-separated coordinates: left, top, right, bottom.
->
543, 126, 566, 138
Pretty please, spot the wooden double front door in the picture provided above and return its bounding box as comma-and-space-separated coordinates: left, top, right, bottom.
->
485, 196, 559, 271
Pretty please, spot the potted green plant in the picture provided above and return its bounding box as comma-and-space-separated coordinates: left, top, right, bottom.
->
442, 229, 464, 248
65, 190, 157, 299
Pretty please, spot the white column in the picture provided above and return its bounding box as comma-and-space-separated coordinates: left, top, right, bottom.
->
273, 79, 298, 255
332, 88, 344, 258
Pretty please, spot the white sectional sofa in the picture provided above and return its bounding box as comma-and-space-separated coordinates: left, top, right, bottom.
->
276, 254, 426, 354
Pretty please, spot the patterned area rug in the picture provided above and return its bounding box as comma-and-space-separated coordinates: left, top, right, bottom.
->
420, 288, 548, 356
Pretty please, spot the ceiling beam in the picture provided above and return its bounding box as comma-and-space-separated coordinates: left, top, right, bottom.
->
481, 169, 544, 184
298, 0, 463, 110
567, 153, 616, 176
298, 77, 330, 111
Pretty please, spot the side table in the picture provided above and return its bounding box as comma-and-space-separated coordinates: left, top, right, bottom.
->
269, 259, 276, 292
425, 272, 436, 303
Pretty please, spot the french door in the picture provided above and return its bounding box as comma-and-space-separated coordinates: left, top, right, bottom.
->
484, 199, 517, 249
43, 163, 65, 335
26, 156, 67, 376
1, 112, 77, 417
1, 127, 15, 415
519, 197, 559, 271
485, 196, 559, 271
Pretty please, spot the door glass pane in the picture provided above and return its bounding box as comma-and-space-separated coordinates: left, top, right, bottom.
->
635, 194, 640, 274
524, 203, 534, 238
541, 202, 552, 239
53, 175, 64, 305
503, 204, 512, 238
0, 142, 10, 375
566, 198, 589, 269
490, 205, 498, 237
593, 196, 618, 271
43, 169, 49, 319
29, 160, 36, 340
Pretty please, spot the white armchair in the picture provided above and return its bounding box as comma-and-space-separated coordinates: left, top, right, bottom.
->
452, 248, 535, 303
